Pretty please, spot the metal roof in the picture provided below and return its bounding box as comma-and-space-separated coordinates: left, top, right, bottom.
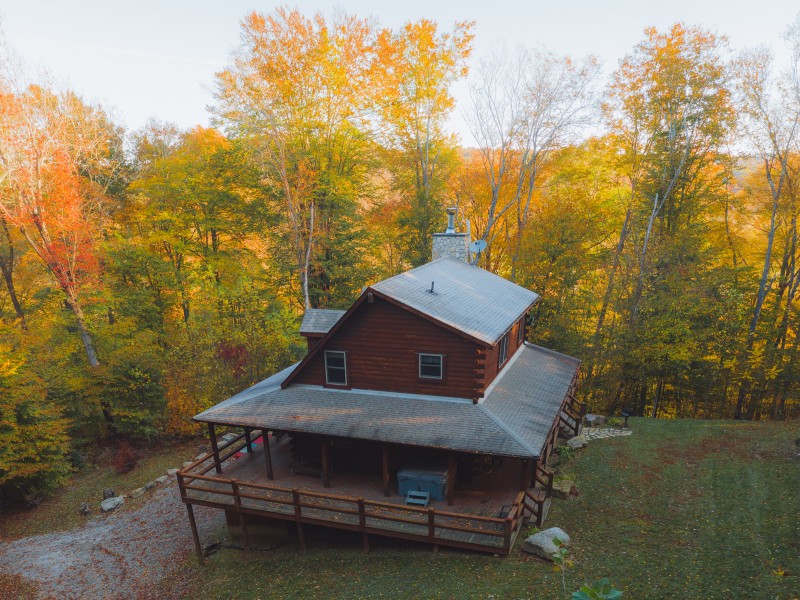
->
370, 258, 539, 346
299, 309, 347, 335
194, 344, 579, 459
482, 344, 581, 456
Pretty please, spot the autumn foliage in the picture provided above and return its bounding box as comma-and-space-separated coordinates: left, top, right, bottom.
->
1, 11, 800, 504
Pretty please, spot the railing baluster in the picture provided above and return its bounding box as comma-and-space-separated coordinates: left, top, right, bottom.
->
358, 498, 369, 553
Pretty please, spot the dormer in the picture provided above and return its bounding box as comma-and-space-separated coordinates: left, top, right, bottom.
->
299, 309, 346, 351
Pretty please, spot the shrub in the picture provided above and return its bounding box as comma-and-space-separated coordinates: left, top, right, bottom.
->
113, 441, 138, 474
69, 449, 87, 470
573, 578, 623, 599
555, 444, 577, 462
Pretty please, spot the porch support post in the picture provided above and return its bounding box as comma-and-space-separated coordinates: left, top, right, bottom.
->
321, 438, 331, 488
520, 458, 531, 491
208, 422, 221, 474
263, 430, 274, 480
185, 503, 204, 564
382, 445, 390, 497
244, 428, 253, 455
293, 489, 306, 553
447, 452, 457, 506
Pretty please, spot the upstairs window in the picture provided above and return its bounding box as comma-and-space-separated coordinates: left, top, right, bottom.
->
498, 332, 510, 368
324, 351, 347, 386
419, 354, 444, 379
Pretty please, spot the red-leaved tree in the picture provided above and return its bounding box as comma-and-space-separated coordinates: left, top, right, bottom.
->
0, 69, 115, 366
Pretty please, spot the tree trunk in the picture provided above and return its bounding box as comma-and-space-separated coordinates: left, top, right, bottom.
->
735, 158, 783, 419
0, 260, 26, 330
651, 380, 664, 419
588, 205, 633, 382
65, 293, 99, 367
303, 202, 315, 310
0, 217, 27, 330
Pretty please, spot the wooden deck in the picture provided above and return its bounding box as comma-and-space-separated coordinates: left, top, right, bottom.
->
178, 430, 545, 557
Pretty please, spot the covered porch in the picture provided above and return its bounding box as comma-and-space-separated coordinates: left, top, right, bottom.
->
178, 425, 557, 560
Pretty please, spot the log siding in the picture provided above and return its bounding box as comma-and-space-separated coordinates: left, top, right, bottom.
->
292, 296, 481, 398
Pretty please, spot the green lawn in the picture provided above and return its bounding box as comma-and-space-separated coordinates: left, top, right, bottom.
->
175, 419, 800, 599
0, 438, 203, 540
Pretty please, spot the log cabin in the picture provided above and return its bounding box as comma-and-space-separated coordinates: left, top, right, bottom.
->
177, 208, 583, 559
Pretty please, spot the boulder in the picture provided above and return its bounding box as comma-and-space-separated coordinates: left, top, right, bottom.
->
584, 414, 606, 427
166, 468, 180, 477
567, 436, 587, 450
181, 461, 193, 469
102, 488, 116, 500
144, 481, 156, 491
155, 475, 169, 485
552, 480, 575, 499
100, 496, 124, 512
522, 527, 570, 560
193, 454, 206, 462
129, 487, 146, 499
79, 502, 90, 516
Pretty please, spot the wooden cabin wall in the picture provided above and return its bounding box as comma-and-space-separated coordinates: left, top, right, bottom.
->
482, 315, 527, 392
291, 296, 480, 398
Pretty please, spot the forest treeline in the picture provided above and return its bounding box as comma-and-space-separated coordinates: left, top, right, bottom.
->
1, 9, 800, 500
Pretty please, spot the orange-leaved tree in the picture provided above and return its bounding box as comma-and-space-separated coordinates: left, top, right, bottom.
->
0, 70, 119, 366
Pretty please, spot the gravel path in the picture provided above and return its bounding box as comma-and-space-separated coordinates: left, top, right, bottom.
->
0, 484, 223, 599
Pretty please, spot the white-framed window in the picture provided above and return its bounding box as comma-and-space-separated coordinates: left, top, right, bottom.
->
324, 351, 347, 386
419, 353, 444, 379
498, 332, 509, 368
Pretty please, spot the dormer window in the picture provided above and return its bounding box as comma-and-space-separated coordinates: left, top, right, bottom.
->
498, 332, 509, 368
419, 353, 444, 379
325, 351, 347, 386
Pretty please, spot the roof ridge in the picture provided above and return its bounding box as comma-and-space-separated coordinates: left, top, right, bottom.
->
479, 343, 526, 402
477, 403, 538, 457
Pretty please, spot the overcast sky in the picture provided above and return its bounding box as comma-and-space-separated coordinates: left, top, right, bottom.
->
1, 1, 798, 144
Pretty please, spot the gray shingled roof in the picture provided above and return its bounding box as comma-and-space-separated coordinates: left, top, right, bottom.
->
299, 309, 347, 335
482, 344, 581, 455
371, 258, 539, 345
194, 344, 579, 458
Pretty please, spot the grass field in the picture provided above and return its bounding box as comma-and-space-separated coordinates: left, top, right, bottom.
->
174, 419, 800, 599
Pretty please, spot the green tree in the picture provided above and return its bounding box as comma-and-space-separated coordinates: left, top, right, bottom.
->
375, 19, 474, 266
595, 23, 737, 416
0, 344, 71, 504
214, 8, 377, 308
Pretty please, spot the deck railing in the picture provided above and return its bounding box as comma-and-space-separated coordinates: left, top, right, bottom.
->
178, 432, 528, 555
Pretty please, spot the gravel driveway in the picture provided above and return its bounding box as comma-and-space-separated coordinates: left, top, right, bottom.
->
0, 484, 223, 599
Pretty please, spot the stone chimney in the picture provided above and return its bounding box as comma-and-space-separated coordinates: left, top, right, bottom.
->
432, 207, 469, 262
